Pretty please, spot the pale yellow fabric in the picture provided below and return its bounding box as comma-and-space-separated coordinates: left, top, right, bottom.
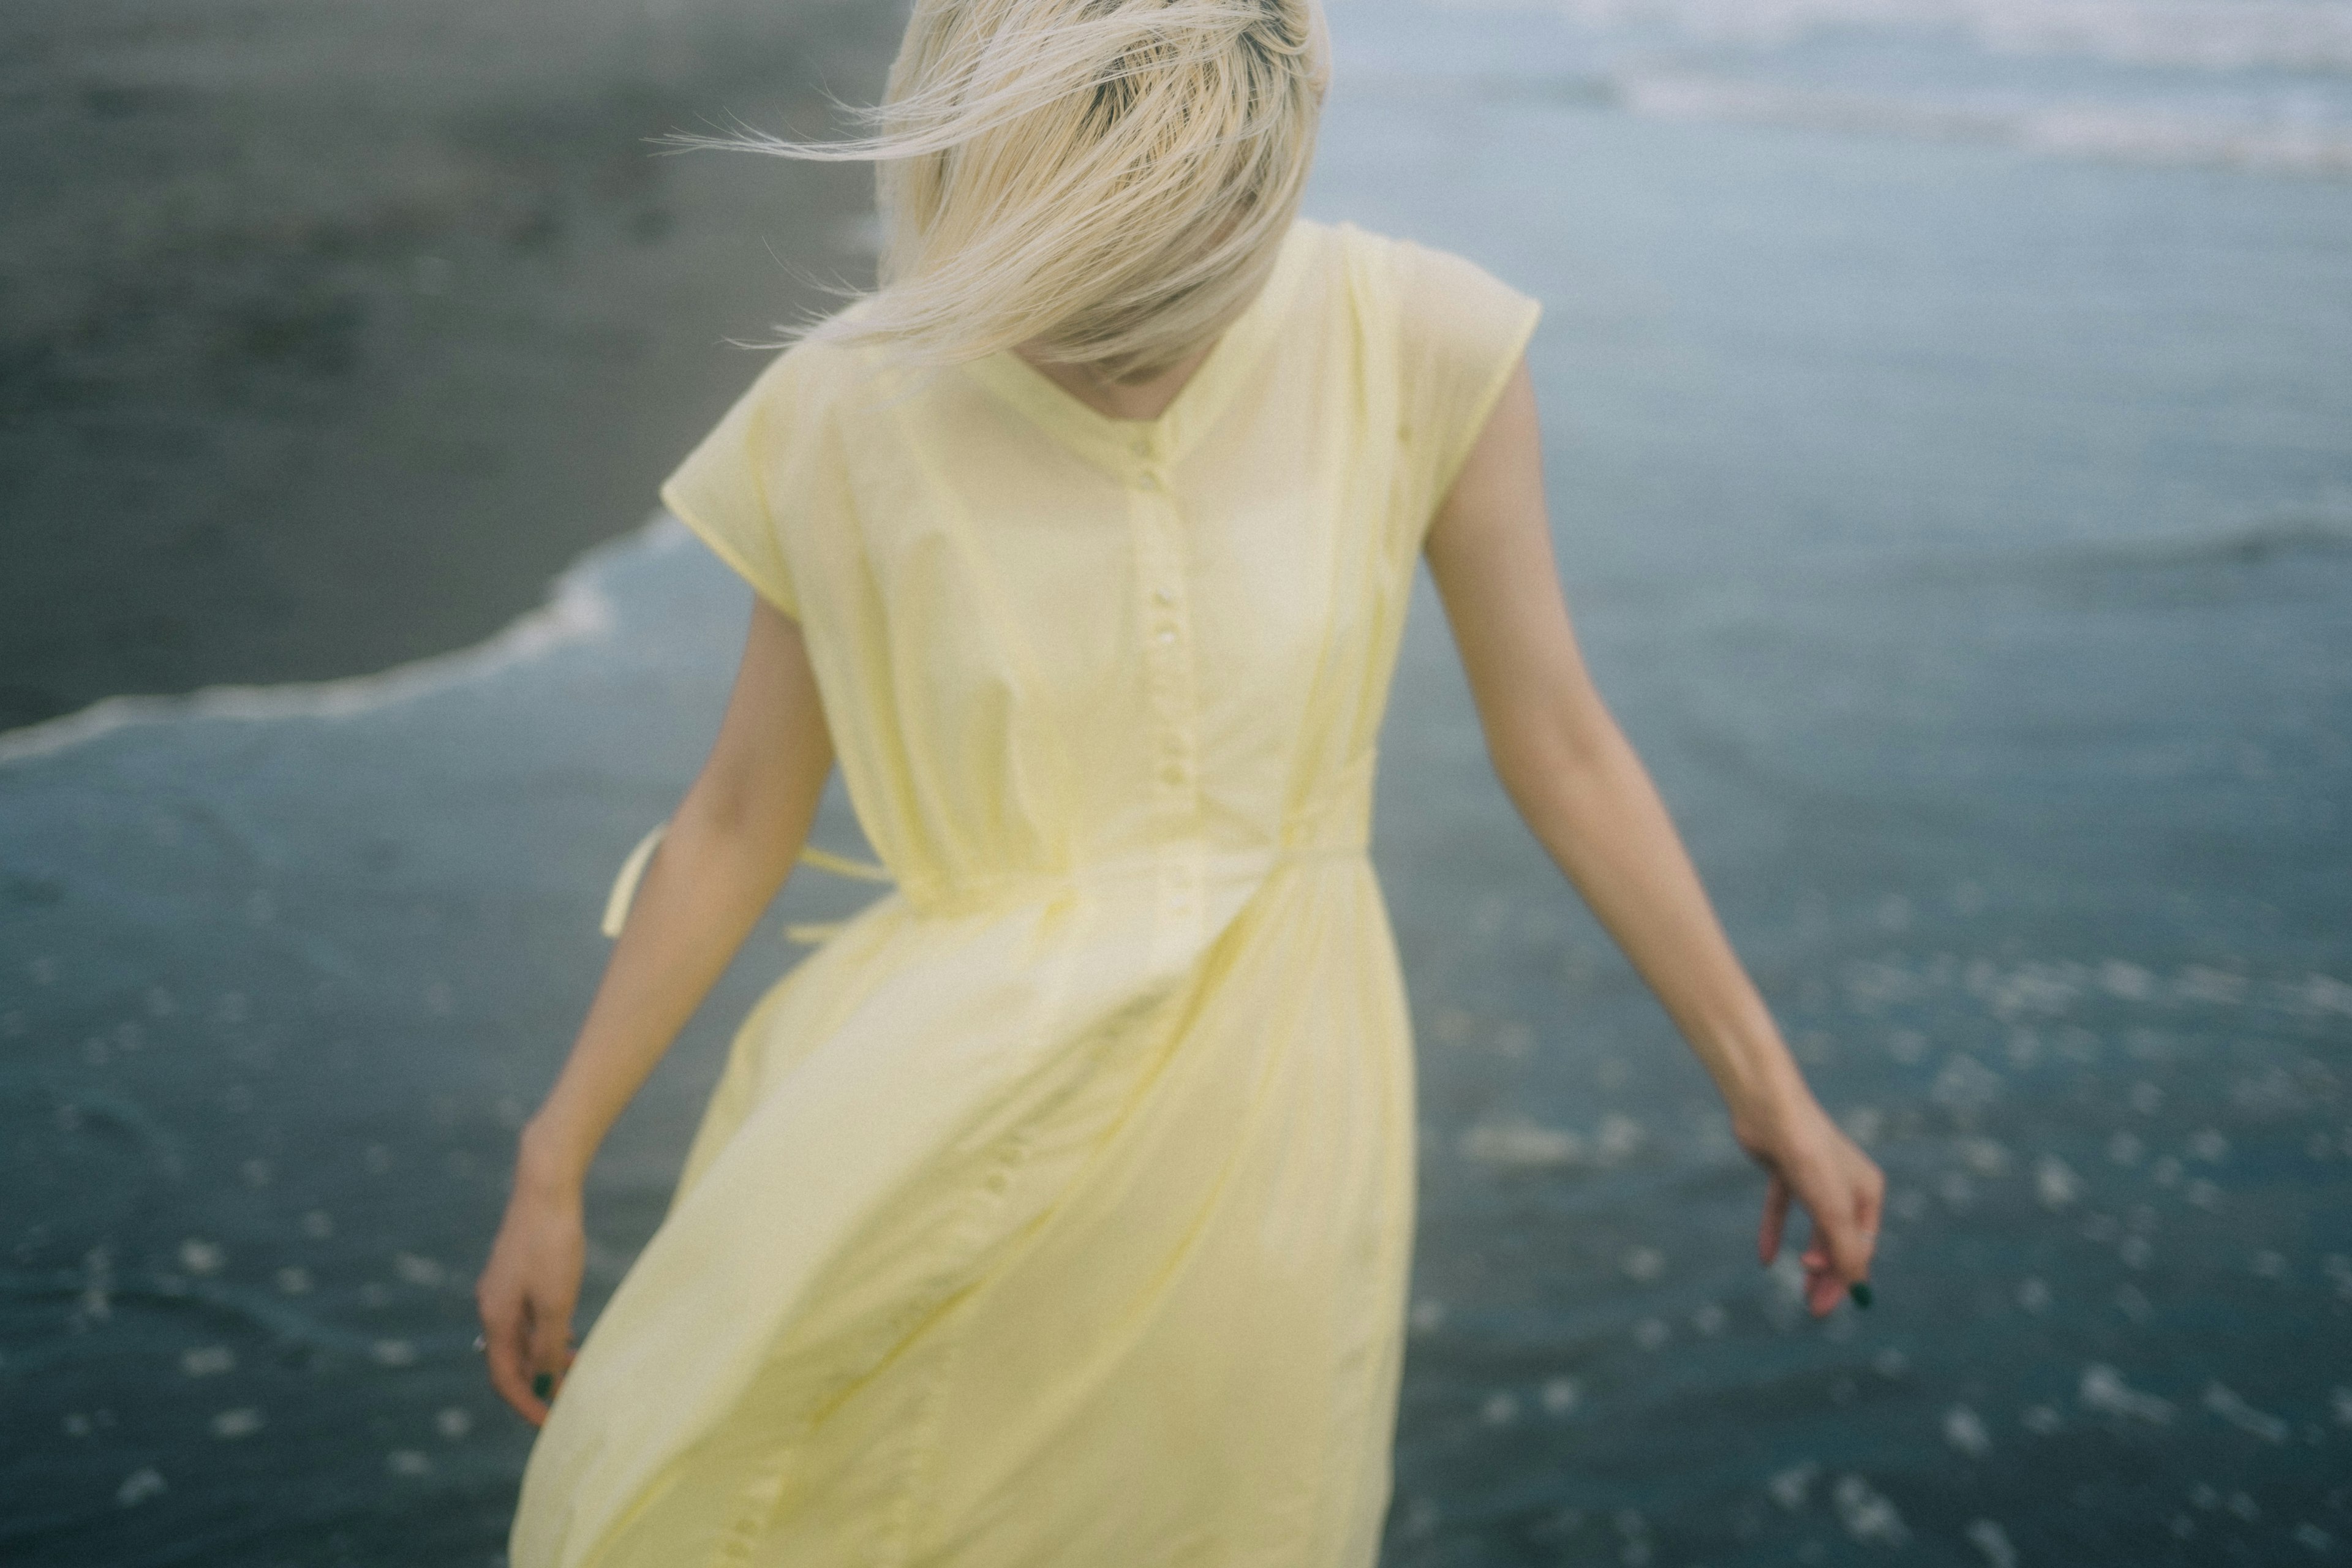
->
510, 218, 1540, 1568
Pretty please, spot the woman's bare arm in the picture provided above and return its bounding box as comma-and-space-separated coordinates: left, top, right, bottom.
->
1423, 360, 1884, 1315
476, 597, 834, 1423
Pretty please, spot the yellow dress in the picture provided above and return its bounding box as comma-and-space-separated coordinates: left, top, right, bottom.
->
508, 217, 1540, 1568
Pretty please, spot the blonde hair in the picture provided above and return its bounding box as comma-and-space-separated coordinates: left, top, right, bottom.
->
687, 0, 1329, 383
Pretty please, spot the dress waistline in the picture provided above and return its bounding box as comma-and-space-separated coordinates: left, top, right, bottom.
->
601, 755, 1379, 944
889, 837, 1368, 925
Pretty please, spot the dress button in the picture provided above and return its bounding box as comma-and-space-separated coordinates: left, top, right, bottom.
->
1152, 587, 1175, 606
1136, 472, 1161, 492
1161, 763, 1185, 785
1155, 627, 1177, 646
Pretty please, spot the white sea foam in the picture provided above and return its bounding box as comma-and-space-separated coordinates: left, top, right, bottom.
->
209, 1408, 264, 1439
1944, 1403, 1994, 1457
1767, 1459, 1820, 1509
180, 1346, 235, 1378
392, 1253, 448, 1289
1459, 1114, 1586, 1167
1437, 0, 2352, 75
1613, 69, 2352, 174
1967, 1518, 2020, 1568
1454, 1107, 1646, 1169
2034, 1153, 2082, 1208
2202, 1381, 2290, 1442
1375, 0, 2352, 174
2080, 1362, 2176, 1422
1832, 1474, 1910, 1545
0, 513, 679, 769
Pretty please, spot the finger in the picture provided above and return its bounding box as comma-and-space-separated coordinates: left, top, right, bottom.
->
527, 1288, 578, 1406
1758, 1172, 1790, 1264
480, 1300, 544, 1425
1790, 1156, 1872, 1286
1815, 1197, 1874, 1286
510, 1309, 551, 1426
1856, 1164, 1887, 1266
1807, 1235, 1849, 1313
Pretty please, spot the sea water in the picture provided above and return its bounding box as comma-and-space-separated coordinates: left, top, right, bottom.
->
4, 1, 2349, 1562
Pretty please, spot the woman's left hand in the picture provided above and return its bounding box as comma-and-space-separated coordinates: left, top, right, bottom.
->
1738, 1097, 1886, 1316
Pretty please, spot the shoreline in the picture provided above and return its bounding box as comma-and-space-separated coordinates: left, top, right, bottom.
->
0, 0, 904, 733
0, 511, 687, 769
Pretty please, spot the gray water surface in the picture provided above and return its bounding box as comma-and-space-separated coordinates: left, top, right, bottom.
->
6, 2, 2350, 1564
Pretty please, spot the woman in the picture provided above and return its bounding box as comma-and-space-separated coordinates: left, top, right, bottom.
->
477, 1, 1885, 1563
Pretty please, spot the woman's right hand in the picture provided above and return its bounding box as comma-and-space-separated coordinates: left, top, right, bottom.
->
475, 1165, 587, 1427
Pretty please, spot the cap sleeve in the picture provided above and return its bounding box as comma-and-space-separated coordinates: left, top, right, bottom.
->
1391, 238, 1543, 529
658, 349, 803, 620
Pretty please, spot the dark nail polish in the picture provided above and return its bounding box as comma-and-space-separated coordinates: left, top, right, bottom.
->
532, 1372, 554, 1401
1849, 1281, 1874, 1309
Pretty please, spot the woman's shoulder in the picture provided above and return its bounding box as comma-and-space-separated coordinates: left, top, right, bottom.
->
722, 312, 873, 415
1288, 219, 1539, 361
1308, 221, 1530, 307
667, 308, 892, 511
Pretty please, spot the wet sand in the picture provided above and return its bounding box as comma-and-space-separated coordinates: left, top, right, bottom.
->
0, 0, 905, 733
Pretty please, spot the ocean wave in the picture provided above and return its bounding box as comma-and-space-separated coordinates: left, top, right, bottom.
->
1599, 67, 2352, 170
1613, 68, 2352, 171
1439, 0, 2352, 75
2054, 514, 2352, 568
0, 514, 680, 769
1355, 61, 2352, 172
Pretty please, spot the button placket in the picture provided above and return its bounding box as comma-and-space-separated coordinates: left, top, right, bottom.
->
1127, 434, 1204, 953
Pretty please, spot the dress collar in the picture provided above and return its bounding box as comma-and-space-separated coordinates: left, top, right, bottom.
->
961, 219, 1320, 476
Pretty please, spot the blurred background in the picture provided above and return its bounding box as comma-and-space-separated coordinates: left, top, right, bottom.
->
0, 0, 895, 733
3, 1, 2348, 1565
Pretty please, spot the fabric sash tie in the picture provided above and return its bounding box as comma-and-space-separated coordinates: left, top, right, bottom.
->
599, 822, 891, 946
